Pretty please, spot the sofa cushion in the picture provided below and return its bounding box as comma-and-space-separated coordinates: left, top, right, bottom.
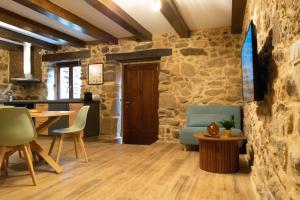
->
186, 105, 242, 129
179, 127, 207, 145
187, 113, 232, 127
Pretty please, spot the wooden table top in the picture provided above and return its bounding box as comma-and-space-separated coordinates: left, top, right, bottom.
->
194, 133, 247, 141
29, 111, 74, 118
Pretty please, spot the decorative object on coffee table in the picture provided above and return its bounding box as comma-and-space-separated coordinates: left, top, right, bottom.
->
207, 122, 219, 136
194, 133, 247, 173
219, 119, 235, 137
88, 63, 103, 85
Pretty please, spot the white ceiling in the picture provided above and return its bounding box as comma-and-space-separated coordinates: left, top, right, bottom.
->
0, 21, 63, 45
113, 0, 175, 34
50, 0, 133, 38
0, 0, 233, 45
174, 0, 232, 30
0, 0, 94, 44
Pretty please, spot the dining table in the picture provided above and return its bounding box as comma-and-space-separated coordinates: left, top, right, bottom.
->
29, 110, 74, 174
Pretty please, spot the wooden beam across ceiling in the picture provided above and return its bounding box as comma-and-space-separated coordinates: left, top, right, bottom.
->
0, 27, 58, 51
160, 0, 191, 38
231, 0, 247, 34
106, 49, 172, 63
13, 0, 118, 44
42, 50, 91, 62
0, 7, 85, 47
0, 40, 23, 51
84, 0, 152, 41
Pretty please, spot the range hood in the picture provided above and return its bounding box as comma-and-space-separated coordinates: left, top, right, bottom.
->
10, 42, 40, 83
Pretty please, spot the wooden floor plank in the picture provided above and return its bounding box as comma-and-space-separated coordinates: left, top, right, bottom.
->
0, 138, 256, 200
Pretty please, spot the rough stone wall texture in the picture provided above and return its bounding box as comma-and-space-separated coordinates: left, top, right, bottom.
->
57, 27, 243, 142
0, 49, 47, 100
242, 0, 300, 199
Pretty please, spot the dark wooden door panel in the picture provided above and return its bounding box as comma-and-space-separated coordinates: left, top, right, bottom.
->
141, 68, 158, 134
123, 63, 159, 145
124, 67, 140, 135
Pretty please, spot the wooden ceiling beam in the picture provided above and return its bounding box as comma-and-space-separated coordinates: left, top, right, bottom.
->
0, 40, 23, 51
231, 0, 247, 34
0, 7, 85, 47
160, 0, 190, 38
0, 28, 58, 51
106, 49, 172, 63
84, 0, 152, 41
42, 50, 91, 62
13, 0, 118, 44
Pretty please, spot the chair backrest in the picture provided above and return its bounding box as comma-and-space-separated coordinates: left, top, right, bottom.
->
70, 106, 90, 131
0, 107, 37, 146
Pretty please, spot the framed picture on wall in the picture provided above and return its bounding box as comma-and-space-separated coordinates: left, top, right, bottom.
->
88, 63, 103, 85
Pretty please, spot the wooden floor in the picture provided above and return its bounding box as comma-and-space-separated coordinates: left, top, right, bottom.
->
0, 138, 256, 200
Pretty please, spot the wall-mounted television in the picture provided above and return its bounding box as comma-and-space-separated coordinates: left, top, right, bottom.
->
241, 21, 264, 101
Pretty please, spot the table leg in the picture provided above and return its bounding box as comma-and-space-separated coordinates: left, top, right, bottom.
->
30, 140, 62, 174
36, 116, 61, 135
34, 116, 60, 162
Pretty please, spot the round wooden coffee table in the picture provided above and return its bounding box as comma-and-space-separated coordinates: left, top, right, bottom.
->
194, 133, 247, 173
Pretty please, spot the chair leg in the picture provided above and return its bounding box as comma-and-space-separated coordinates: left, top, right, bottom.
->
2, 159, 8, 176
4, 150, 17, 169
72, 135, 78, 159
56, 135, 64, 164
26, 144, 33, 162
27, 144, 39, 163
0, 147, 6, 175
22, 144, 37, 186
48, 136, 57, 156
77, 133, 88, 162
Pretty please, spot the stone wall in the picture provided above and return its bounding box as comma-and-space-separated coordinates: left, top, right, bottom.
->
242, 0, 300, 199
0, 49, 10, 98
56, 27, 243, 142
0, 48, 47, 100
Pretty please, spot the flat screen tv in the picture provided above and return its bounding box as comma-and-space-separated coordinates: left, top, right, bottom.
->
241, 21, 264, 101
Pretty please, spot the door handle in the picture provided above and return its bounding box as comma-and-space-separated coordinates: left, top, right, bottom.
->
125, 101, 131, 104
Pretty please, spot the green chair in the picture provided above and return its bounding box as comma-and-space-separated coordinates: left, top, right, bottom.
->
48, 106, 90, 163
0, 107, 37, 185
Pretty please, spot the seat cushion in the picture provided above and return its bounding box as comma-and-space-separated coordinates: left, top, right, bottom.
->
187, 114, 232, 127
179, 127, 207, 145
50, 127, 81, 135
179, 127, 243, 145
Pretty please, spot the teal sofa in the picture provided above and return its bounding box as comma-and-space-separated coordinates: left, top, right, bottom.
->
179, 105, 242, 146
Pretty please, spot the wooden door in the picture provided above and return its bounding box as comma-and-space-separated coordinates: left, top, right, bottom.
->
123, 63, 159, 145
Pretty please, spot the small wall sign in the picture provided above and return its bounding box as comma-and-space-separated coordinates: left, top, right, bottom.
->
88, 63, 103, 85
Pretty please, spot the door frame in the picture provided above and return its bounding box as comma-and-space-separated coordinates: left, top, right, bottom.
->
121, 62, 160, 144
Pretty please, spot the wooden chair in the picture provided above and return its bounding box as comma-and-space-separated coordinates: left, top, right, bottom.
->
0, 107, 37, 186
48, 106, 90, 164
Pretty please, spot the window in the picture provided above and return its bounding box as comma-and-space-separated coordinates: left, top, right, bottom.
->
56, 62, 82, 99
47, 67, 56, 100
